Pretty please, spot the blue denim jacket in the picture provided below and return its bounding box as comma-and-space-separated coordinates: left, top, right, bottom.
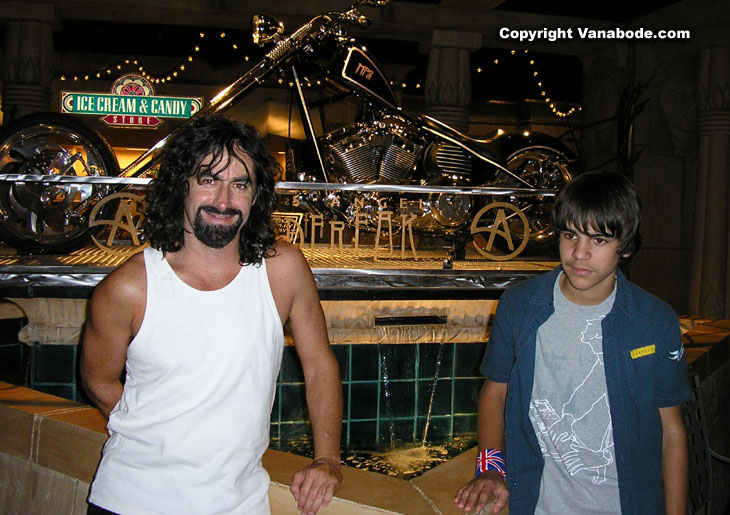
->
481, 266, 691, 515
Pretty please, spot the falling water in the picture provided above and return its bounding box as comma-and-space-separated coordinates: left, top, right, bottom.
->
273, 342, 476, 479
380, 351, 396, 449
421, 342, 444, 446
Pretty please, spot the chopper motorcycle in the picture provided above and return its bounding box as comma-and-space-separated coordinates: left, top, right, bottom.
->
0, 0, 576, 255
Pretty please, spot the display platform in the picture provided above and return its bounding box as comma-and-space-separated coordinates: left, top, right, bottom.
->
0, 243, 558, 300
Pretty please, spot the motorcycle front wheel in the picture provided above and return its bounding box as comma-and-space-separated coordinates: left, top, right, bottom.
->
0, 113, 120, 254
478, 146, 574, 257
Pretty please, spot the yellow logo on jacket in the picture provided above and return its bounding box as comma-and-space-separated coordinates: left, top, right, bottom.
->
630, 345, 656, 359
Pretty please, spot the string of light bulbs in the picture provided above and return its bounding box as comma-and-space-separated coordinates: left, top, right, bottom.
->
59, 32, 580, 118
60, 30, 253, 84
474, 49, 580, 118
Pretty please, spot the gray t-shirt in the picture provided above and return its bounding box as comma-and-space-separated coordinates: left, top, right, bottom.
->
529, 272, 621, 514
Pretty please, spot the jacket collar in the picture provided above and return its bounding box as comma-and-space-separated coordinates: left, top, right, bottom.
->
612, 267, 634, 319
528, 265, 561, 306
529, 265, 634, 320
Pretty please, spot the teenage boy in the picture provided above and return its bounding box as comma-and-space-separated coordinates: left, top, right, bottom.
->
454, 170, 690, 514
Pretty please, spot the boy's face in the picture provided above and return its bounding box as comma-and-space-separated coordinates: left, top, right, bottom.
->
558, 223, 627, 306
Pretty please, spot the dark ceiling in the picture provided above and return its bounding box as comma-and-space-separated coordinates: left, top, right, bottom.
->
494, 0, 684, 23
46, 0, 684, 105
390, 0, 684, 22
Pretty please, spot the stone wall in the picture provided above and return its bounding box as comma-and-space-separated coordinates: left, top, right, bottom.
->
0, 381, 504, 514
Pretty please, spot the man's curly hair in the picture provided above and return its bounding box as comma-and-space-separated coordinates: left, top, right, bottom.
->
143, 115, 279, 265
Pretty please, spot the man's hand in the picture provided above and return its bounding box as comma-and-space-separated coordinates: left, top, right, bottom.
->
454, 471, 508, 514
290, 457, 343, 514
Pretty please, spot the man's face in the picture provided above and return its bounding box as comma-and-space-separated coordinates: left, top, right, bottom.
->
558, 223, 626, 306
183, 149, 257, 249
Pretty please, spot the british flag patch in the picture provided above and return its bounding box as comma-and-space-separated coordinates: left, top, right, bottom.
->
475, 448, 507, 480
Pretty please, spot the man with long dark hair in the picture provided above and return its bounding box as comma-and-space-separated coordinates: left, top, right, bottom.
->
81, 115, 343, 514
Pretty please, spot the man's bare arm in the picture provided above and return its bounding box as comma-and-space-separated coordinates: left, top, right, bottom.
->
267, 243, 343, 515
80, 255, 145, 417
454, 379, 509, 514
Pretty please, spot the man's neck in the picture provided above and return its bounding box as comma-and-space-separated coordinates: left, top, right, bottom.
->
166, 239, 242, 291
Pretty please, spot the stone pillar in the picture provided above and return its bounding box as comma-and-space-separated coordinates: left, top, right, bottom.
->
0, 2, 56, 122
423, 30, 481, 132
689, 47, 730, 317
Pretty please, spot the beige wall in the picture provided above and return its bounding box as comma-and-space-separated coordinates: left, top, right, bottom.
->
0, 381, 505, 514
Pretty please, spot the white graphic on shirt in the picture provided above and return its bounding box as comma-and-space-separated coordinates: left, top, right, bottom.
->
669, 345, 684, 362
530, 316, 614, 485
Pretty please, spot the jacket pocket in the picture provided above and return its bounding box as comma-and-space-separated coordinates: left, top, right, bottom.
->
625, 346, 656, 402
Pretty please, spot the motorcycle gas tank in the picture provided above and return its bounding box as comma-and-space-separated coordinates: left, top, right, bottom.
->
332, 45, 399, 109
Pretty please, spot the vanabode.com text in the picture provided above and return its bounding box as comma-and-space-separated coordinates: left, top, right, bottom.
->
499, 27, 691, 42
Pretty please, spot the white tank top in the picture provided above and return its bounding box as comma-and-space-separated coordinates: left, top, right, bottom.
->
89, 247, 285, 515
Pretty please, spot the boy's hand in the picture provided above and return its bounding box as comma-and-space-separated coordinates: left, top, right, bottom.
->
454, 471, 508, 513
290, 457, 343, 514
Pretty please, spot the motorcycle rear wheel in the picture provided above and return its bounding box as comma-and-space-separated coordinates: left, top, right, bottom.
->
0, 113, 120, 254
480, 146, 574, 257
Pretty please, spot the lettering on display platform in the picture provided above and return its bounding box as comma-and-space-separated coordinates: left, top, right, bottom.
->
88, 191, 532, 262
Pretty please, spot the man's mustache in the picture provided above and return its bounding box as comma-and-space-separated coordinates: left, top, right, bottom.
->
198, 206, 243, 218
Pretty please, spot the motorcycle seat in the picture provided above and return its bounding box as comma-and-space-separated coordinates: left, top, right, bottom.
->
419, 114, 499, 155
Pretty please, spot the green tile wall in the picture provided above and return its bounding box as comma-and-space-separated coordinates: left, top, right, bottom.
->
0, 317, 29, 388
270, 342, 486, 448
17, 339, 486, 448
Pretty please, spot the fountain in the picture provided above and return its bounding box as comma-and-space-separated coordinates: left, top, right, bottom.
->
269, 298, 496, 480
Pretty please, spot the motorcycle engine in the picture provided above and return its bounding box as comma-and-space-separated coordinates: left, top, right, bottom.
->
322, 116, 425, 184
317, 115, 473, 233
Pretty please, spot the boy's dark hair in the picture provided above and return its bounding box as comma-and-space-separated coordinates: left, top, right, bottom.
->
143, 115, 279, 265
551, 170, 641, 259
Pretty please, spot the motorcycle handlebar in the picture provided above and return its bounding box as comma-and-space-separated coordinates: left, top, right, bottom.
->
264, 6, 370, 61
355, 14, 372, 27
329, 7, 371, 28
